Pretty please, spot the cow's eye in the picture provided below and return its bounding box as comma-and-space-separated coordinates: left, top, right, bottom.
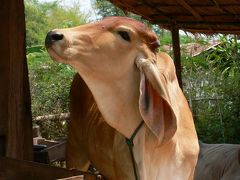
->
117, 31, 131, 42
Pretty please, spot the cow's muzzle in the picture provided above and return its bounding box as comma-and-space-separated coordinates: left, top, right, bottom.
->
45, 31, 64, 48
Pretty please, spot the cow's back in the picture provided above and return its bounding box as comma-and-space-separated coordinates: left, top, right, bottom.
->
194, 142, 240, 180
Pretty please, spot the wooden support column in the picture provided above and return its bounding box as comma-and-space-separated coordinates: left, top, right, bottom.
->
0, 0, 9, 155
0, 0, 33, 160
171, 26, 183, 89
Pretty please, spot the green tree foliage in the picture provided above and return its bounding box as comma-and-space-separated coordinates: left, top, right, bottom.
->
25, 0, 86, 46
25, 0, 239, 144
182, 36, 240, 143
27, 47, 75, 138
25, 0, 86, 139
94, 0, 148, 21
94, 0, 127, 17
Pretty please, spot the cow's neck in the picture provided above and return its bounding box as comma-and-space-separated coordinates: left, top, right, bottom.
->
75, 67, 192, 179
134, 127, 197, 180
74, 66, 187, 179
132, 129, 185, 180
76, 66, 142, 139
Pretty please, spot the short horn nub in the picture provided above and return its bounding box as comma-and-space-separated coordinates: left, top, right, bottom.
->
135, 57, 150, 71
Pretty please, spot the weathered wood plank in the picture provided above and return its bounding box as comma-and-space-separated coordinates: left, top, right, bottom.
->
171, 26, 183, 89
0, 157, 97, 180
0, 0, 10, 147
57, 176, 84, 180
6, 0, 33, 160
46, 141, 66, 163
33, 137, 60, 147
33, 139, 66, 163
0, 0, 33, 159
34, 113, 70, 122
176, 0, 203, 20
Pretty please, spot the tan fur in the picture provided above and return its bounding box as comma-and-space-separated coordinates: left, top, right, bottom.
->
46, 17, 199, 180
67, 74, 134, 179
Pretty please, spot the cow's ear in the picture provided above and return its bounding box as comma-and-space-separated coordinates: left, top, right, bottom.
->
136, 56, 177, 145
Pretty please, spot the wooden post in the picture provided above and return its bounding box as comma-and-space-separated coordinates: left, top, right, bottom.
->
171, 26, 183, 89
0, 0, 10, 156
0, 0, 33, 160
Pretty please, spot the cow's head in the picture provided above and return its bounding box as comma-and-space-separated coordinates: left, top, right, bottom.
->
46, 17, 177, 145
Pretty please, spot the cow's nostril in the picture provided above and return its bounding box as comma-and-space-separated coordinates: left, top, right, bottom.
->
51, 33, 64, 41
45, 31, 64, 48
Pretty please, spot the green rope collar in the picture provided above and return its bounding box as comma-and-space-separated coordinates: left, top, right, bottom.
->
125, 121, 144, 180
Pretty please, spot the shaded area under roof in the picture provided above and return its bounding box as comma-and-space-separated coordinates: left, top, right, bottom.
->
109, 0, 240, 34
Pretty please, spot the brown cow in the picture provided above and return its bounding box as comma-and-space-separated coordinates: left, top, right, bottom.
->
45, 17, 199, 180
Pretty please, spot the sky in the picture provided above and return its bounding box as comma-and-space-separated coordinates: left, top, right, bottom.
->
38, 0, 186, 35
40, 0, 96, 20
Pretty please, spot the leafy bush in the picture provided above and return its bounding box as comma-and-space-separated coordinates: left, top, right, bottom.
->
24, 0, 86, 139
182, 35, 240, 144
25, 0, 239, 144
25, 0, 87, 46
27, 46, 75, 139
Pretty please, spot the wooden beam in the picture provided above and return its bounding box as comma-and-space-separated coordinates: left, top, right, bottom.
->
156, 20, 240, 26
0, 0, 33, 160
210, 0, 240, 20
140, 0, 172, 21
211, 0, 234, 14
176, 0, 203, 20
171, 26, 183, 89
164, 14, 240, 22
0, 157, 96, 180
184, 29, 240, 34
58, 176, 84, 180
108, 0, 172, 21
145, 4, 240, 8
34, 113, 70, 122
